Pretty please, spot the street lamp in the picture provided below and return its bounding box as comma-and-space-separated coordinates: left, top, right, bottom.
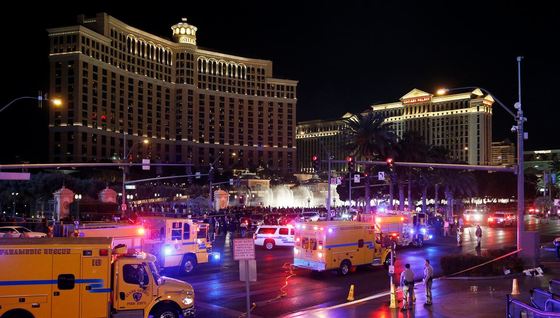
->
11, 192, 19, 218
74, 194, 82, 221
0, 93, 62, 113
121, 136, 150, 216
437, 56, 525, 252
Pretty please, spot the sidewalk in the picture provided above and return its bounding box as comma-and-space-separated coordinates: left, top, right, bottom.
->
284, 269, 560, 318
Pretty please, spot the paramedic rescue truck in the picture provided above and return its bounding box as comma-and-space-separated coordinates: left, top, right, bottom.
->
362, 213, 431, 247
0, 238, 195, 318
69, 222, 146, 251
139, 217, 218, 274
293, 221, 392, 275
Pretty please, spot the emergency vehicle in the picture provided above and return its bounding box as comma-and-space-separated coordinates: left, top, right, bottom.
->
293, 221, 392, 275
139, 217, 218, 274
0, 237, 195, 318
68, 222, 146, 251
361, 213, 432, 247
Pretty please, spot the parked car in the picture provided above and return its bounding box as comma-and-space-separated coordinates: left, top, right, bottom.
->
0, 226, 47, 238
487, 211, 516, 227
301, 212, 320, 222
253, 225, 295, 250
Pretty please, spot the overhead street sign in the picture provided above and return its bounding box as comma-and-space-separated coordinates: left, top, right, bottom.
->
354, 174, 361, 183
378, 171, 385, 181
0, 172, 30, 180
142, 159, 150, 170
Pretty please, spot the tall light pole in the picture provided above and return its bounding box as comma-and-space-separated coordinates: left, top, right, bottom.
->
74, 194, 82, 221
437, 56, 526, 252
0, 93, 62, 114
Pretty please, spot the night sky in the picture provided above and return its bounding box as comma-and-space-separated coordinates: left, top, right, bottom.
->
1, 0, 558, 163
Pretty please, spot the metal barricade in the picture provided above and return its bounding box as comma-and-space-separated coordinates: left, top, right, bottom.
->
507, 295, 560, 318
533, 288, 555, 311
545, 298, 560, 312
550, 280, 560, 296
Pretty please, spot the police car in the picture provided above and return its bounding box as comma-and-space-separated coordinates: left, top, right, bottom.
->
253, 225, 295, 250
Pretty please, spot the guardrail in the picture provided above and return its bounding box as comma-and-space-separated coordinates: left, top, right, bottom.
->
507, 295, 560, 318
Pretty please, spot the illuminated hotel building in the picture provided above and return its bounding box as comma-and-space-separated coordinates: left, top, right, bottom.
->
296, 88, 493, 173
371, 88, 493, 165
491, 139, 515, 166
47, 13, 297, 173
296, 114, 351, 173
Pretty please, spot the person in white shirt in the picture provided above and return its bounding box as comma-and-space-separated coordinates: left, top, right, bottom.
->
400, 263, 415, 311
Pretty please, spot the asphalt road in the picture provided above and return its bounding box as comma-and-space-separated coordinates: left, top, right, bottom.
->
169, 216, 560, 317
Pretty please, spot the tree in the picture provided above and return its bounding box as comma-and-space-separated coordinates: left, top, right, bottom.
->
343, 112, 397, 212
394, 131, 429, 211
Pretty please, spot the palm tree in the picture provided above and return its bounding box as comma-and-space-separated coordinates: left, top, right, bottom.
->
394, 131, 429, 211
343, 112, 397, 212
436, 165, 477, 220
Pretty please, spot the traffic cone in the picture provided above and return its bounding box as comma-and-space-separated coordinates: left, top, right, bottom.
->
347, 284, 355, 301
511, 278, 520, 295
389, 283, 397, 308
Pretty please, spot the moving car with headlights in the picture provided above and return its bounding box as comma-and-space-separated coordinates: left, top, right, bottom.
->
488, 211, 516, 227
0, 237, 195, 318
0, 226, 47, 238
293, 221, 391, 275
253, 225, 295, 250
139, 217, 218, 274
463, 209, 485, 226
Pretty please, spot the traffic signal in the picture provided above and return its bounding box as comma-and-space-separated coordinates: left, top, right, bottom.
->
386, 158, 394, 173
101, 114, 107, 128
312, 155, 321, 172
347, 156, 355, 173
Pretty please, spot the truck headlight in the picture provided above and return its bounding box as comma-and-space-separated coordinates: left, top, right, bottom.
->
182, 296, 194, 306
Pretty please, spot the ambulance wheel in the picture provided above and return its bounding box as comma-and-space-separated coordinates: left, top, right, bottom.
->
2, 310, 34, 318
181, 255, 197, 274
339, 260, 351, 276
264, 239, 275, 250
150, 305, 180, 318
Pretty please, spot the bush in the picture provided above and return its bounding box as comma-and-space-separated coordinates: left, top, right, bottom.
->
440, 248, 524, 276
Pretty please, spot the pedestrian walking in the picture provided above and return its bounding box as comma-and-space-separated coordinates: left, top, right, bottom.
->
400, 263, 415, 311
443, 219, 450, 237
457, 225, 463, 247
424, 259, 434, 306
475, 224, 482, 248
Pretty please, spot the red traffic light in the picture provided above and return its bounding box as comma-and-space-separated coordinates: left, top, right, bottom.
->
386, 158, 393, 164
100, 115, 107, 121
346, 156, 354, 162
312, 155, 318, 161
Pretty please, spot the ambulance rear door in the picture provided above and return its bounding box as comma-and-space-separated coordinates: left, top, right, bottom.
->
51, 249, 81, 317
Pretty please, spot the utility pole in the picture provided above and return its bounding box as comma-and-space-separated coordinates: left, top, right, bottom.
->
516, 56, 525, 251
326, 155, 333, 214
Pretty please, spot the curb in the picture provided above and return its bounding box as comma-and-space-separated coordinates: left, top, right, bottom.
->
440, 273, 524, 280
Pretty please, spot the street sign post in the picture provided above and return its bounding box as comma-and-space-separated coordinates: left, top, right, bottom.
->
234, 238, 256, 318
354, 174, 360, 183
378, 171, 385, 181
195, 172, 201, 179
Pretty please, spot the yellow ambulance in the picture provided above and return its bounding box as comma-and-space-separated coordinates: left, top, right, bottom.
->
0, 237, 195, 318
293, 221, 392, 275
139, 217, 218, 274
